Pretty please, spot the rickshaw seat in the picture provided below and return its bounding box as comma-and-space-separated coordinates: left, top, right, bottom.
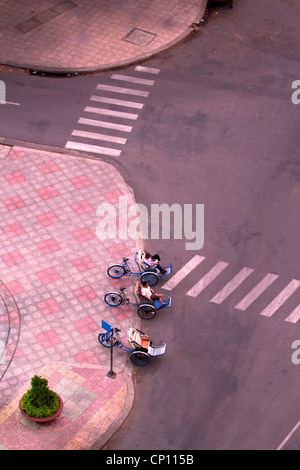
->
128, 327, 149, 350
134, 281, 142, 295
141, 335, 150, 349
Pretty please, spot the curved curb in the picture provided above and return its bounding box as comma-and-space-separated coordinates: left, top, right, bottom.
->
90, 372, 135, 450
0, 280, 21, 385
0, 1, 208, 75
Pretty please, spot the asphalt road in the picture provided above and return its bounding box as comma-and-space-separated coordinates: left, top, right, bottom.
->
1, 0, 300, 450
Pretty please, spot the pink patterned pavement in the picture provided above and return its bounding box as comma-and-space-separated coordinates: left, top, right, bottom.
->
0, 145, 141, 450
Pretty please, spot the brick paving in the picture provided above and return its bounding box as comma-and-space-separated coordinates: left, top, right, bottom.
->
0, 145, 141, 449
0, 0, 207, 73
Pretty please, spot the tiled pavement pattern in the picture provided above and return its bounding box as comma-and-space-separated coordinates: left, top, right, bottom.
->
0, 361, 129, 450
0, 145, 141, 450
0, 0, 207, 72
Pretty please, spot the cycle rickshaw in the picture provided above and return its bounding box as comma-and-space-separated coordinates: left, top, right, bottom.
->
98, 325, 166, 366
104, 281, 171, 320
107, 250, 173, 286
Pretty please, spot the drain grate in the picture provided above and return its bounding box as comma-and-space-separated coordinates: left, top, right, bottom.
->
123, 28, 156, 47
15, 1, 77, 33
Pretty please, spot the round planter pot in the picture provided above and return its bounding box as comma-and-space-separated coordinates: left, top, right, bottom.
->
19, 394, 63, 423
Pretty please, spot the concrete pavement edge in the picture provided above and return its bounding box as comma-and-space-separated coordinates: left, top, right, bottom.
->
90, 372, 136, 450
0, 1, 208, 75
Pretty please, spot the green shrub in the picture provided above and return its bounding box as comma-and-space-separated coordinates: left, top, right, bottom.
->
21, 375, 60, 418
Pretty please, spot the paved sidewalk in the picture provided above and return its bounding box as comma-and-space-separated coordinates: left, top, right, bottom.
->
0, 0, 207, 73
0, 144, 144, 450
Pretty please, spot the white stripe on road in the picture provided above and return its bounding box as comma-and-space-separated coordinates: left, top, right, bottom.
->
84, 106, 138, 120
96, 84, 149, 97
135, 65, 160, 74
277, 419, 300, 450
71, 130, 127, 145
78, 117, 132, 133
235, 273, 279, 311
186, 261, 229, 297
162, 255, 206, 291
285, 304, 300, 324
210, 267, 254, 304
90, 95, 144, 109
111, 74, 155, 86
65, 141, 122, 157
0, 101, 20, 106
260, 279, 300, 317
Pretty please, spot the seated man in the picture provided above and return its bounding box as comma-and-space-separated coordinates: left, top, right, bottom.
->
141, 281, 167, 306
142, 251, 167, 274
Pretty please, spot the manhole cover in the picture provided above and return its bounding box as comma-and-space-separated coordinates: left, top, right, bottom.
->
123, 28, 156, 46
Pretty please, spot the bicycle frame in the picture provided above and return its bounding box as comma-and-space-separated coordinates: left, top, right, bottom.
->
110, 254, 173, 277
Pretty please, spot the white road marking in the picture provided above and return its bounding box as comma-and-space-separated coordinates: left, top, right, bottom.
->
84, 106, 138, 120
186, 261, 229, 297
66, 70, 159, 157
277, 419, 300, 450
285, 304, 300, 324
0, 101, 20, 106
260, 279, 300, 317
71, 130, 127, 144
162, 255, 206, 291
96, 84, 149, 97
235, 273, 279, 311
65, 141, 122, 157
135, 65, 160, 74
90, 95, 144, 109
111, 73, 155, 86
78, 117, 132, 133
285, 301, 300, 323
210, 267, 254, 304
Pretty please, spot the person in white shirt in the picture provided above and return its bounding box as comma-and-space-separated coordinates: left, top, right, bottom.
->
141, 281, 167, 306
142, 252, 167, 274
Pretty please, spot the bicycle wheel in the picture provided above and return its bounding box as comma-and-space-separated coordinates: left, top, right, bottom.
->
130, 351, 150, 366
104, 292, 122, 307
137, 304, 156, 320
141, 271, 159, 286
107, 264, 126, 279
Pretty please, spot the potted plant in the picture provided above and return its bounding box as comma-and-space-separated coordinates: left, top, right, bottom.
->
19, 375, 63, 423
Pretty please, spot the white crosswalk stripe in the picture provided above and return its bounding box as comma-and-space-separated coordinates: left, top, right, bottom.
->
186, 261, 229, 297
135, 65, 160, 74
111, 73, 155, 86
65, 141, 122, 156
96, 84, 149, 97
162, 254, 300, 326
210, 267, 254, 304
78, 117, 132, 132
162, 255, 206, 291
260, 280, 300, 318
65, 68, 159, 157
84, 106, 139, 120
90, 95, 144, 109
285, 304, 300, 324
234, 273, 279, 311
71, 130, 127, 145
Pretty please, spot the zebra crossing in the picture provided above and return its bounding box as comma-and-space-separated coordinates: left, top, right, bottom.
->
162, 255, 300, 325
65, 66, 160, 157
